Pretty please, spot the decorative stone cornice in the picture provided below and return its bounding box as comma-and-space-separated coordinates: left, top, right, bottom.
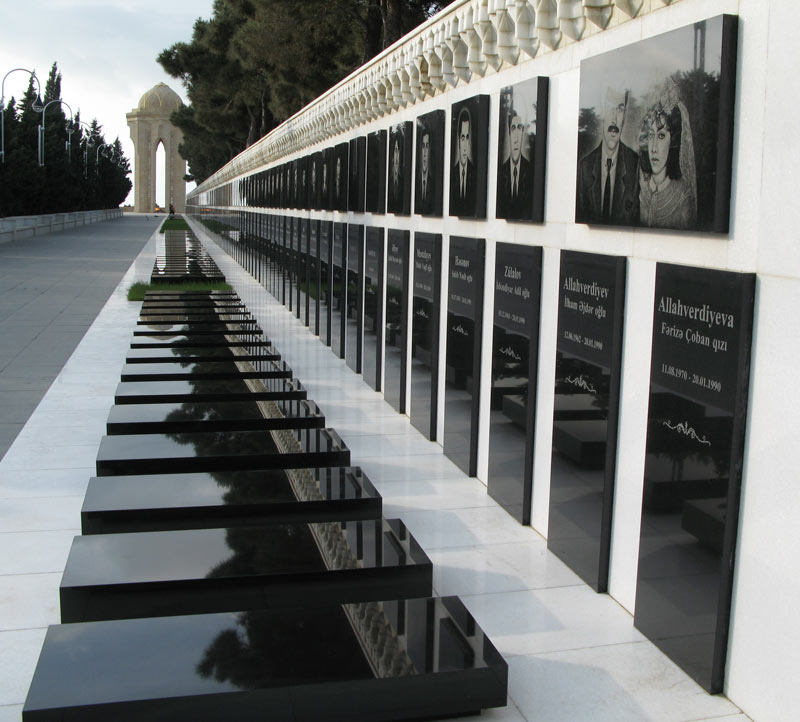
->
190, 0, 673, 198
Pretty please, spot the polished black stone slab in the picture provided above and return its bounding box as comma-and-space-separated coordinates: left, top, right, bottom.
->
410, 232, 441, 440
319, 220, 332, 345
307, 219, 320, 333
119, 359, 292, 382
363, 227, 384, 391
366, 128, 387, 213
345, 224, 363, 373
384, 230, 409, 413
81, 466, 380, 534
634, 263, 755, 693
444, 236, 485, 476
137, 313, 253, 326
60, 518, 430, 623
487, 243, 542, 525
106, 398, 324, 435
331, 222, 346, 359
133, 320, 260, 337
96, 426, 347, 476
126, 346, 280, 364
114, 377, 306, 405
129, 334, 270, 350
24, 596, 507, 722
547, 250, 625, 593
144, 291, 238, 300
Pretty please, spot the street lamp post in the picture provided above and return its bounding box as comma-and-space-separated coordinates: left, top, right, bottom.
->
0, 68, 43, 163
38, 99, 74, 167
79, 122, 97, 178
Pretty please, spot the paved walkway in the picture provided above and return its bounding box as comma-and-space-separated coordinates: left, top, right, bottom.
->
0, 214, 160, 460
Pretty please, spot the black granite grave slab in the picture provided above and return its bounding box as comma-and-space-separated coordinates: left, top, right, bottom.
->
81, 466, 380, 534
410, 232, 441, 440
24, 596, 507, 722
363, 227, 384, 391
133, 320, 260, 337
96, 426, 348, 476
547, 250, 626, 593
634, 263, 755, 694
384, 230, 409, 413
345, 224, 363, 373
60, 518, 430, 623
129, 334, 270, 350
444, 236, 485, 476
113, 377, 306, 405
144, 291, 238, 300
106, 398, 324, 435
126, 346, 280, 364
487, 243, 542, 525
137, 313, 253, 326
118, 359, 292, 382
139, 303, 246, 315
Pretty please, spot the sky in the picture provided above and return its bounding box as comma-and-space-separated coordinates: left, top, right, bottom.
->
1, 0, 216, 206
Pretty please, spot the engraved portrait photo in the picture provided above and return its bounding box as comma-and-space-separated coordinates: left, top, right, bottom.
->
387, 121, 412, 216
449, 95, 489, 219
414, 110, 444, 217
576, 15, 737, 232
496, 77, 548, 223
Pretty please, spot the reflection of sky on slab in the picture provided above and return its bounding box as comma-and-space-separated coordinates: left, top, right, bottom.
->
579, 17, 725, 146
499, 78, 541, 163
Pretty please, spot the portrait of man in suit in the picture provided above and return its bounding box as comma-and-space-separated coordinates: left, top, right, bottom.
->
415, 118, 434, 215
576, 87, 639, 226
450, 105, 476, 217
497, 108, 532, 220
390, 138, 403, 209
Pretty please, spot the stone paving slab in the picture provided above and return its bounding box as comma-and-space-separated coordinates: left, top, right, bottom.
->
0, 215, 161, 461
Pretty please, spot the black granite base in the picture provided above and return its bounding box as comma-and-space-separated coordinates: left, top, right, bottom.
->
118, 359, 293, 382
24, 596, 507, 722
133, 321, 260, 337
95, 427, 349, 476
113, 377, 306, 405
59, 519, 431, 623
129, 335, 271, 349
80, 467, 381, 534
126, 346, 280, 364
105, 398, 325, 435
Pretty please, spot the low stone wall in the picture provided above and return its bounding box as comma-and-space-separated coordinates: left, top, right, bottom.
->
0, 208, 122, 243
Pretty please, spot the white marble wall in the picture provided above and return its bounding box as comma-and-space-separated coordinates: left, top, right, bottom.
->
189, 2, 800, 720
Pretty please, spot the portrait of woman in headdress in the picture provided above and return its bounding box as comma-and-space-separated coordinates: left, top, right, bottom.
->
638, 80, 697, 230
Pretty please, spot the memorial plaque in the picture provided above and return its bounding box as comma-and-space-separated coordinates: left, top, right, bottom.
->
80, 467, 381, 534
331, 223, 347, 359
24, 597, 507, 722
410, 233, 441, 440
297, 218, 309, 323
126, 346, 280, 365
308, 220, 320, 334
547, 250, 625, 591
575, 15, 738, 233
118, 359, 292, 383
487, 244, 542, 524
449, 95, 490, 219
322, 148, 333, 211
311, 150, 323, 210
387, 121, 412, 215
349, 136, 366, 212
363, 227, 384, 391
319, 221, 333, 346
332, 142, 349, 212
346, 224, 364, 374
365, 129, 386, 214
384, 230, 410, 413
414, 110, 445, 217
444, 236, 485, 476
634, 263, 754, 693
